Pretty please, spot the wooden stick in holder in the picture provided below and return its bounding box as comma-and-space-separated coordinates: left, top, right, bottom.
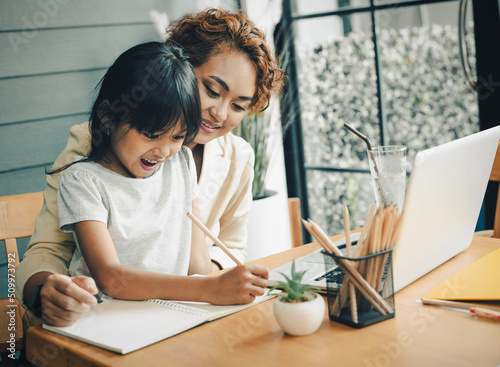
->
334, 204, 376, 312
343, 206, 358, 323
358, 205, 399, 309
373, 206, 397, 291
303, 219, 393, 315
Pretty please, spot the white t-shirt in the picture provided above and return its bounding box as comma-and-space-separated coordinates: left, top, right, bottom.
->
57, 146, 198, 282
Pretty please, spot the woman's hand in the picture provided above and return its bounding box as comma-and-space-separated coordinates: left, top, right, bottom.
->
40, 274, 98, 326
208, 264, 269, 305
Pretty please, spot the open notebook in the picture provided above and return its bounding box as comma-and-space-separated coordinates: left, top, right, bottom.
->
43, 293, 273, 354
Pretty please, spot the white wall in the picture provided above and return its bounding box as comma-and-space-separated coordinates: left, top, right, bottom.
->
242, 0, 294, 260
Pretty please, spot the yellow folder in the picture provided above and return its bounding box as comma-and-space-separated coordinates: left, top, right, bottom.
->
423, 247, 500, 301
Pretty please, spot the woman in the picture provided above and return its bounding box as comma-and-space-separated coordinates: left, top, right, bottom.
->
16, 8, 284, 327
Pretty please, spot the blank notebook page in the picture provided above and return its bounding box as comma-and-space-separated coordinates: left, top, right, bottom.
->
43, 299, 209, 354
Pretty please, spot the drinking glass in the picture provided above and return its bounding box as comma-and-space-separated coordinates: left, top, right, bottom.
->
367, 146, 407, 212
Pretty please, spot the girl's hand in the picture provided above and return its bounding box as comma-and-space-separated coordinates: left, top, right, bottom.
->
209, 264, 269, 305
40, 274, 98, 326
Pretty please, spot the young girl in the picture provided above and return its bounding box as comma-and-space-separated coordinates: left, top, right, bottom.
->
55, 41, 267, 304
19, 9, 277, 326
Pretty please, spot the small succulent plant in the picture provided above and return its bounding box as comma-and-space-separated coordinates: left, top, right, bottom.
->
269, 260, 320, 303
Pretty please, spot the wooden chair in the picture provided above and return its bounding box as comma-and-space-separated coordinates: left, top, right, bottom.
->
288, 197, 303, 247
476, 141, 500, 238
0, 192, 43, 366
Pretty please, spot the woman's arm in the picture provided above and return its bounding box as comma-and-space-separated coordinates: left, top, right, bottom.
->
36, 272, 98, 327
15, 122, 94, 326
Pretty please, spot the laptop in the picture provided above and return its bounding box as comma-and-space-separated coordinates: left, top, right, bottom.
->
268, 126, 500, 293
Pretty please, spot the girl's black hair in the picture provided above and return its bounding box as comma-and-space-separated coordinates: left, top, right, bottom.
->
49, 41, 201, 174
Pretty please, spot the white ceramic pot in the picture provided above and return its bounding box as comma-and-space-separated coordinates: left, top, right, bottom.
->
273, 293, 325, 336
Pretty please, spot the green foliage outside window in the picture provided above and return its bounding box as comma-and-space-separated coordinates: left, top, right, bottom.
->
296, 23, 479, 235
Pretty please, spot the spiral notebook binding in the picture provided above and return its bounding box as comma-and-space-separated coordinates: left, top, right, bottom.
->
146, 299, 209, 317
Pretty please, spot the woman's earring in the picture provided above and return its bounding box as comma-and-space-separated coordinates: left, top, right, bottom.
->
106, 127, 111, 136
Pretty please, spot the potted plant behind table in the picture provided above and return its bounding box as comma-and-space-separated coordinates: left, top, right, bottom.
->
269, 260, 325, 336
234, 100, 281, 199
234, 100, 296, 261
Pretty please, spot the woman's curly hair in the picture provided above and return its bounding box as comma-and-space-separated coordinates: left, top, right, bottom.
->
167, 8, 285, 113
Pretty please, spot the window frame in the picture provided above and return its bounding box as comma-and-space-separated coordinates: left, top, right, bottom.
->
277, 0, 500, 239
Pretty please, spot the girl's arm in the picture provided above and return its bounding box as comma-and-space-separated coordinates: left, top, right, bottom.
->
188, 198, 213, 275
74, 220, 208, 301
74, 220, 268, 303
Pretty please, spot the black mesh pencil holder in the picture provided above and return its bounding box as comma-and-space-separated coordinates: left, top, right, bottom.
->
323, 248, 395, 328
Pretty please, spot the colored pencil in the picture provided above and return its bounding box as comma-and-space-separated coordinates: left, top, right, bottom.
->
187, 212, 242, 266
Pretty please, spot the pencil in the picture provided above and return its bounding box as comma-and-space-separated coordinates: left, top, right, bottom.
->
306, 219, 392, 315
334, 203, 376, 313
422, 298, 500, 320
343, 206, 358, 323
301, 219, 334, 255
422, 298, 498, 311
187, 212, 243, 266
469, 307, 500, 321
353, 203, 376, 259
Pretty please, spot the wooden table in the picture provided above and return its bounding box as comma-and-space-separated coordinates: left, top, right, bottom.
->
26, 235, 500, 367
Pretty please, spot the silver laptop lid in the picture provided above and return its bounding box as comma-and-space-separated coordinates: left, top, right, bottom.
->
393, 126, 500, 292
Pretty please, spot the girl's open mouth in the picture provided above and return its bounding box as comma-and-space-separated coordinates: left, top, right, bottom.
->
140, 158, 159, 171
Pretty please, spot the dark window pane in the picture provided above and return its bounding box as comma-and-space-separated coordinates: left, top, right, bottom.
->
292, 0, 370, 17
284, 0, 480, 236
307, 170, 374, 235
294, 12, 377, 169
378, 2, 479, 169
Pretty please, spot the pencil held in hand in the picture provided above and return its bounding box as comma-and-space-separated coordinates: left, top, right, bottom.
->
187, 212, 242, 266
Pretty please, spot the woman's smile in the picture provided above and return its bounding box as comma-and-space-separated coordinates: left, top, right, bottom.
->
200, 119, 221, 134
191, 51, 257, 147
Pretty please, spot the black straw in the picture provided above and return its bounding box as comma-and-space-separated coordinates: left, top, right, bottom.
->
343, 123, 373, 151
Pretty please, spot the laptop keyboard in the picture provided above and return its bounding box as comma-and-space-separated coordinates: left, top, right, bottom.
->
314, 267, 345, 283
